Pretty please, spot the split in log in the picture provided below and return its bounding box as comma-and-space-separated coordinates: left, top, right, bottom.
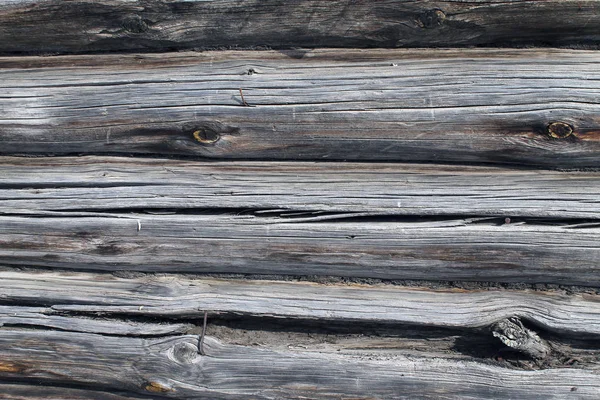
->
0, 1, 600, 54
2, 49, 600, 167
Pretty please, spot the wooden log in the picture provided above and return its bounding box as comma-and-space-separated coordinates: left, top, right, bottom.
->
0, 329, 598, 399
2, 49, 600, 167
0, 1, 599, 54
1, 213, 599, 284
1, 270, 600, 335
2, 156, 600, 219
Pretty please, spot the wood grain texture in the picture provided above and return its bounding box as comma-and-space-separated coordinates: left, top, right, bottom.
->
1, 0, 600, 54
0, 384, 150, 400
2, 156, 600, 219
0, 305, 192, 336
0, 329, 598, 399
2, 270, 600, 335
2, 49, 600, 167
1, 213, 600, 285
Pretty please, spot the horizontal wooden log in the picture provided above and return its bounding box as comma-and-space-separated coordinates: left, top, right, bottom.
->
1, 212, 600, 285
2, 156, 600, 219
1, 270, 600, 335
0, 0, 599, 54
2, 49, 600, 167
0, 329, 598, 399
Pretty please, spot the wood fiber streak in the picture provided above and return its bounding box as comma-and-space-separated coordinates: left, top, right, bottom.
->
2, 49, 600, 166
0, 330, 599, 399
0, 384, 150, 400
1, 270, 600, 335
1, 156, 600, 218
0, 305, 192, 336
0, 0, 599, 53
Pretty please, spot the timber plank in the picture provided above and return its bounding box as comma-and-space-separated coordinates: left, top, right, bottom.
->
2, 49, 600, 167
0, 330, 598, 399
1, 270, 600, 335
1, 214, 599, 285
2, 156, 600, 218
0, 1, 600, 54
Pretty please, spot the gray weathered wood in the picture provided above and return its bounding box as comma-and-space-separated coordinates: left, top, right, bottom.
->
0, 329, 598, 399
1, 214, 599, 285
2, 156, 600, 218
2, 270, 600, 335
0, 0, 599, 54
2, 49, 600, 167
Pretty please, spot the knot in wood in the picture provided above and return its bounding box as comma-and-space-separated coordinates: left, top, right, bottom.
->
145, 381, 173, 393
0, 362, 25, 373
418, 9, 446, 28
547, 121, 574, 139
171, 342, 198, 364
122, 16, 149, 34
492, 317, 551, 360
193, 128, 220, 145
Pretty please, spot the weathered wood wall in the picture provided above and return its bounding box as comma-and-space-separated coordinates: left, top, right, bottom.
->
2, 1, 600, 399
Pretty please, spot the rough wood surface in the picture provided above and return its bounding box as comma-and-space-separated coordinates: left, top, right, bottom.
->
1, 0, 600, 54
0, 305, 192, 336
1, 213, 599, 285
0, 329, 598, 399
2, 270, 600, 335
3, 49, 600, 167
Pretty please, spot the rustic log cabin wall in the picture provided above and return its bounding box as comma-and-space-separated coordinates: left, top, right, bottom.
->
1, 1, 600, 399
